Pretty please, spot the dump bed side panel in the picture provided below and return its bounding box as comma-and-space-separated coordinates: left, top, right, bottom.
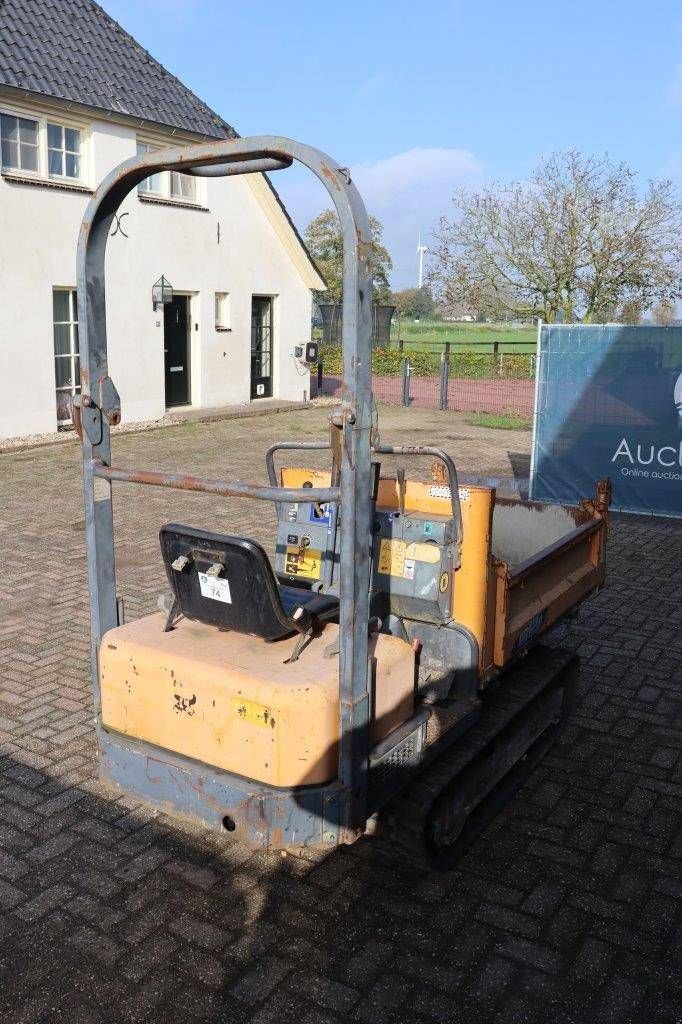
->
492, 518, 606, 667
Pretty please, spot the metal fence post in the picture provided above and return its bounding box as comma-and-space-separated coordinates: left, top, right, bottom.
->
402, 358, 411, 406
493, 340, 501, 377
439, 351, 449, 410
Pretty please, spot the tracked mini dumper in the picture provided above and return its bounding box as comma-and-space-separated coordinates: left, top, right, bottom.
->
74, 137, 610, 870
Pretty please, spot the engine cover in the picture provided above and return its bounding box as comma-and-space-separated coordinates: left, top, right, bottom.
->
99, 614, 414, 788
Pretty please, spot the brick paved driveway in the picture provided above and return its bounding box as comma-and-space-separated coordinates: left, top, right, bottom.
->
0, 407, 680, 1024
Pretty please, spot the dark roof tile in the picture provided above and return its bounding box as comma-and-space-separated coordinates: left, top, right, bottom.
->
0, 0, 235, 138
0, 0, 321, 282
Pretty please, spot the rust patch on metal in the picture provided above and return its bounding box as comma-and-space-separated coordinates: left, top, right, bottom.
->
320, 161, 342, 191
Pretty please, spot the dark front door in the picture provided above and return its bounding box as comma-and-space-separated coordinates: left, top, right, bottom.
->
251, 296, 273, 399
164, 295, 190, 407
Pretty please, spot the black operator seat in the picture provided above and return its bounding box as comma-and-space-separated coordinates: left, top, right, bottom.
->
160, 524, 339, 641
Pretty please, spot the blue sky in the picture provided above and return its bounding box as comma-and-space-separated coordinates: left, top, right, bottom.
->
106, 0, 682, 288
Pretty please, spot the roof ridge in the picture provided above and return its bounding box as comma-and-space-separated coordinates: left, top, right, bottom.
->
85, 0, 236, 138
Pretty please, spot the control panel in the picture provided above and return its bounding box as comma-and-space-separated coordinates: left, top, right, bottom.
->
273, 466, 457, 627
371, 509, 455, 624
274, 494, 339, 590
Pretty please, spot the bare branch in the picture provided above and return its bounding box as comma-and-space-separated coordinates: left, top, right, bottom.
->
428, 151, 682, 323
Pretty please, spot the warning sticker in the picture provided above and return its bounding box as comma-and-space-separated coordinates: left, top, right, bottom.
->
284, 546, 322, 580
405, 542, 440, 564
427, 484, 471, 501
233, 697, 272, 727
403, 558, 415, 581
198, 572, 232, 604
378, 538, 406, 577
439, 572, 450, 593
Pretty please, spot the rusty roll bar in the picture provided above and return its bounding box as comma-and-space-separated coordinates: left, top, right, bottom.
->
77, 135, 374, 843
93, 461, 340, 505
186, 156, 293, 176
265, 440, 332, 487
372, 444, 463, 547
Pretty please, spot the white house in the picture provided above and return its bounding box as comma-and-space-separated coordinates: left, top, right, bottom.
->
0, 0, 324, 440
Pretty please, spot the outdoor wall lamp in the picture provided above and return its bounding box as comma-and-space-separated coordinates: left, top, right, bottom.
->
152, 275, 173, 310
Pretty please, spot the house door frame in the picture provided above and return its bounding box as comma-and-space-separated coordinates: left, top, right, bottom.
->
164, 293, 192, 408
251, 295, 274, 399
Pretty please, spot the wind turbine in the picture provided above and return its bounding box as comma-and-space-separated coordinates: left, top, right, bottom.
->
417, 232, 428, 288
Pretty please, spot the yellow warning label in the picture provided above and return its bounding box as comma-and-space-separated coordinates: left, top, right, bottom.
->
378, 538, 407, 577
233, 697, 272, 727
284, 546, 322, 580
439, 571, 450, 593
405, 542, 441, 564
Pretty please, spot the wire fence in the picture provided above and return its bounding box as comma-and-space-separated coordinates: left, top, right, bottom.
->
312, 345, 536, 417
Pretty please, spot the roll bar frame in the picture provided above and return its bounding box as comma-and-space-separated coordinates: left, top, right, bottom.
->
76, 137, 373, 840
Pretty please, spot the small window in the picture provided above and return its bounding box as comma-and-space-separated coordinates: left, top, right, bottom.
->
53, 289, 80, 422
1, 113, 39, 172
215, 292, 230, 329
136, 139, 198, 203
137, 142, 164, 194
170, 170, 196, 201
47, 123, 81, 179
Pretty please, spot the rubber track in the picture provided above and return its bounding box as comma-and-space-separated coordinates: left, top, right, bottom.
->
386, 646, 578, 869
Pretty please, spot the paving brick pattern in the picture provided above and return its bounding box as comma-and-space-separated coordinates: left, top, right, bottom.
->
0, 407, 680, 1024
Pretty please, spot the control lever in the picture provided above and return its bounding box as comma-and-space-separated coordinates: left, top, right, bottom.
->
397, 467, 406, 515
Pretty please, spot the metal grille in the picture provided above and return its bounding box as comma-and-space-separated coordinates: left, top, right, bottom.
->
318, 304, 396, 347
370, 734, 419, 784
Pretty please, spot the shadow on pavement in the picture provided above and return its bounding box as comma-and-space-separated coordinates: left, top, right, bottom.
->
0, 744, 455, 1024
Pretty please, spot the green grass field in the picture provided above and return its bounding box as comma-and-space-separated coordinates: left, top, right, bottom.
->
393, 320, 537, 353
466, 411, 533, 430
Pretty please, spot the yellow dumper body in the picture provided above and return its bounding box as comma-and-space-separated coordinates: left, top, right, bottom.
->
100, 615, 414, 788
98, 470, 608, 790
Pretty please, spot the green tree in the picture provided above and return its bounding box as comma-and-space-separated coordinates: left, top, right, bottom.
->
391, 286, 436, 319
304, 209, 393, 304
429, 151, 682, 323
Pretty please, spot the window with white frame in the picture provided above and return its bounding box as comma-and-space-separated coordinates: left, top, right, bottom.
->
53, 289, 80, 423
47, 123, 81, 179
215, 292, 230, 329
170, 169, 196, 201
136, 141, 164, 194
1, 110, 84, 182
137, 139, 198, 202
1, 113, 39, 172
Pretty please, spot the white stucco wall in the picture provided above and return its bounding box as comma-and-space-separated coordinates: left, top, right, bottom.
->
0, 100, 317, 439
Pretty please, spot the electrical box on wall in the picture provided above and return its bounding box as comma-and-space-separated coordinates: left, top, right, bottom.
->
294, 341, 319, 365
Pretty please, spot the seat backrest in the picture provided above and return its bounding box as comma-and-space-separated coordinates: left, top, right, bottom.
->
160, 524, 294, 640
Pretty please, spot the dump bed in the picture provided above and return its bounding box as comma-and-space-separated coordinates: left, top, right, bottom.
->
371, 475, 610, 681
279, 467, 611, 685
487, 489, 609, 671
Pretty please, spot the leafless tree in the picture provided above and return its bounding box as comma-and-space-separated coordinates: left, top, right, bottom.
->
617, 299, 644, 325
651, 300, 677, 325
428, 151, 682, 323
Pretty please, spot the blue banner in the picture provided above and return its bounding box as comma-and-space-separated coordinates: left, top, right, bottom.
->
531, 325, 682, 517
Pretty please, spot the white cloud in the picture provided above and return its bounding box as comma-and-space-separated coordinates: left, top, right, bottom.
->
357, 72, 387, 95
277, 146, 484, 289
